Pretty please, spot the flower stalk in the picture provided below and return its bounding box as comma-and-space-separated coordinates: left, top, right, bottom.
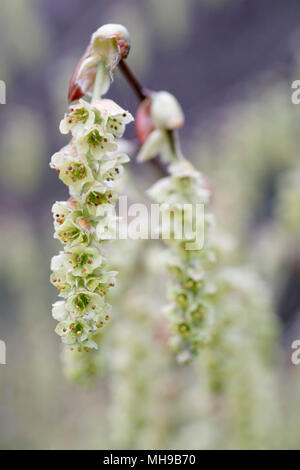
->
92, 60, 105, 102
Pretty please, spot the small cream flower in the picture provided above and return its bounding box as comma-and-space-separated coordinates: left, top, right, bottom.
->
60, 99, 95, 137
65, 289, 105, 316
55, 319, 97, 349
151, 91, 184, 130
51, 151, 94, 192
54, 212, 90, 246
76, 125, 117, 159
84, 183, 117, 217
52, 300, 69, 322
137, 91, 184, 163
137, 129, 167, 162
65, 245, 103, 277
99, 153, 130, 182
50, 268, 74, 298
84, 270, 117, 295
52, 201, 77, 233
93, 99, 133, 138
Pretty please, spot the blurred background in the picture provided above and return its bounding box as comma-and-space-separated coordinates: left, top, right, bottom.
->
1, 0, 300, 449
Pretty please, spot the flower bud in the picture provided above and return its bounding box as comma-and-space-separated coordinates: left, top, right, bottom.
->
91, 24, 131, 61
137, 129, 167, 162
76, 217, 90, 232
151, 91, 184, 130
135, 98, 155, 143
68, 24, 131, 102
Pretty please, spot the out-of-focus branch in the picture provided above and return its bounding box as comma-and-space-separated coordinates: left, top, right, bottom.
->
118, 59, 149, 101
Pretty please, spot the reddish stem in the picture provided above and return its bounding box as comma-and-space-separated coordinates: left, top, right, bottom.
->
118, 60, 149, 101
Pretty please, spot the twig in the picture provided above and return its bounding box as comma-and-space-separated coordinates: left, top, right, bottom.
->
118, 59, 149, 101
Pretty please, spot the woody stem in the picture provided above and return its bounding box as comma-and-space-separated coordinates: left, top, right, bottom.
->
118, 59, 148, 101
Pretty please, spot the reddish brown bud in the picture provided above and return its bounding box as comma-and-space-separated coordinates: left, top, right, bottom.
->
135, 98, 155, 143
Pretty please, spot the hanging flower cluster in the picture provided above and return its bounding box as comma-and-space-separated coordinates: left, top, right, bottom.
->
135, 90, 217, 362
50, 96, 133, 352
148, 159, 217, 362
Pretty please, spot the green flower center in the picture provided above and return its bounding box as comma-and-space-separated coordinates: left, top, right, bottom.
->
191, 307, 206, 324
66, 163, 87, 182
87, 130, 106, 148
69, 107, 89, 124
70, 322, 83, 333
177, 322, 190, 335
74, 293, 90, 311
176, 293, 188, 306
108, 116, 124, 133
87, 191, 113, 207
185, 279, 195, 289
74, 252, 93, 267
59, 226, 80, 243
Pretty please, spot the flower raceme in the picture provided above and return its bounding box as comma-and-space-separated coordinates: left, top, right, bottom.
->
50, 98, 133, 352
137, 90, 217, 362
148, 159, 217, 362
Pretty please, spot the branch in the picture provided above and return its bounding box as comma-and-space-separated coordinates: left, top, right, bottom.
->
118, 59, 149, 102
